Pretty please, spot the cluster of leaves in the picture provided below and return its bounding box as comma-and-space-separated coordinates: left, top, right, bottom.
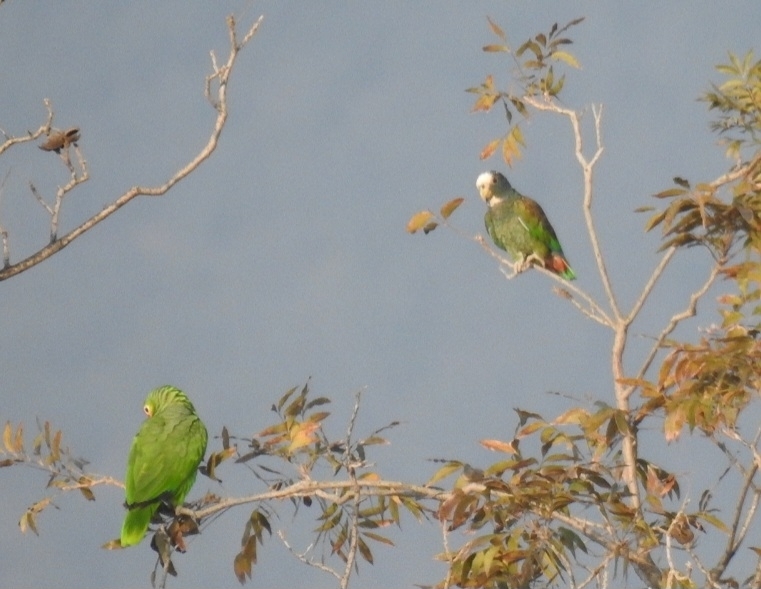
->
1, 420, 95, 534
636, 322, 761, 442
467, 17, 583, 166
406, 197, 464, 236
702, 51, 761, 160
228, 383, 420, 585
638, 52, 761, 446
429, 407, 716, 589
642, 172, 761, 255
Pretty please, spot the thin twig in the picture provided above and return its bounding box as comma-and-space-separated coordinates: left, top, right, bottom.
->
278, 531, 341, 580
0, 15, 263, 281
632, 261, 721, 387
625, 247, 676, 324
0, 99, 54, 157
340, 467, 361, 589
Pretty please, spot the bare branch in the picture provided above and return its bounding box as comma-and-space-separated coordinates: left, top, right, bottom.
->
278, 531, 342, 581
0, 99, 54, 157
340, 468, 361, 589
0, 14, 264, 282
194, 479, 444, 521
632, 260, 721, 387
523, 97, 618, 321
625, 247, 676, 324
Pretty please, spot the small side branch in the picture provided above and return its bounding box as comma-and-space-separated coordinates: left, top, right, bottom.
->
0, 15, 263, 282
0, 99, 54, 157
632, 260, 721, 386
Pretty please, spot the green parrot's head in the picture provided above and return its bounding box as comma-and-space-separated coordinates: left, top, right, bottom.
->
476, 171, 512, 205
142, 385, 195, 418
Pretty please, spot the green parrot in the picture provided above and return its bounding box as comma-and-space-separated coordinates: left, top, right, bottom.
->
120, 385, 208, 547
476, 171, 576, 280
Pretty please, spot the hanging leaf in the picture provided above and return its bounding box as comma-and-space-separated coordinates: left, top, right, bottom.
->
551, 50, 581, 68
440, 197, 464, 219
406, 211, 434, 234
423, 221, 439, 234
480, 137, 500, 160
479, 439, 518, 454
486, 16, 506, 41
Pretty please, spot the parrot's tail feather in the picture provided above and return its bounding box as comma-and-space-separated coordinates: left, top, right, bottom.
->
120, 505, 155, 547
549, 253, 576, 281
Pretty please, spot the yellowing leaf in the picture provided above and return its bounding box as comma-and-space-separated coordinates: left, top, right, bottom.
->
440, 197, 464, 219
306, 411, 330, 423
472, 92, 500, 113
406, 211, 434, 234
663, 408, 684, 443
13, 423, 23, 454
50, 429, 61, 462
288, 421, 319, 451
553, 407, 589, 425
486, 16, 506, 41
551, 50, 581, 68
479, 439, 517, 454
480, 138, 500, 160
19, 511, 37, 535
482, 44, 508, 53
3, 421, 12, 453
426, 461, 463, 486
653, 188, 687, 199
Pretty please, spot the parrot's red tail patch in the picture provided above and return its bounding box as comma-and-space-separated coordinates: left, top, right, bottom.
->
548, 253, 576, 281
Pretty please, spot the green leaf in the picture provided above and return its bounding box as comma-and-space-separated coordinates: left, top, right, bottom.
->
363, 531, 395, 546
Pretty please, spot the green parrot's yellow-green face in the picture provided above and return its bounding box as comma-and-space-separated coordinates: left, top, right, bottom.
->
120, 385, 208, 547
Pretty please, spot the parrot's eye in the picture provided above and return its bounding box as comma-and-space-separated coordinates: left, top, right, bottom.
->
143, 405, 151, 416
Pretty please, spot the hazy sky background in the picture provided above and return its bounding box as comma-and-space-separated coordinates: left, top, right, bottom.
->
1, 2, 760, 587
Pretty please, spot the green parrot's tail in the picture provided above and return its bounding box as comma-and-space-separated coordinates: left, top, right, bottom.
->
549, 252, 576, 281
120, 505, 155, 547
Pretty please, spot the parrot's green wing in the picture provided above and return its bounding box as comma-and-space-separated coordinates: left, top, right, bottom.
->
121, 386, 208, 547
485, 195, 575, 281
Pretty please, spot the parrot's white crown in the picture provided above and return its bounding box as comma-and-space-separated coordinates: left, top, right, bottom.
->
476, 171, 495, 189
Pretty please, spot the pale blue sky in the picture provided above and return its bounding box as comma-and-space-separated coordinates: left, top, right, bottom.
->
1, 2, 760, 587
